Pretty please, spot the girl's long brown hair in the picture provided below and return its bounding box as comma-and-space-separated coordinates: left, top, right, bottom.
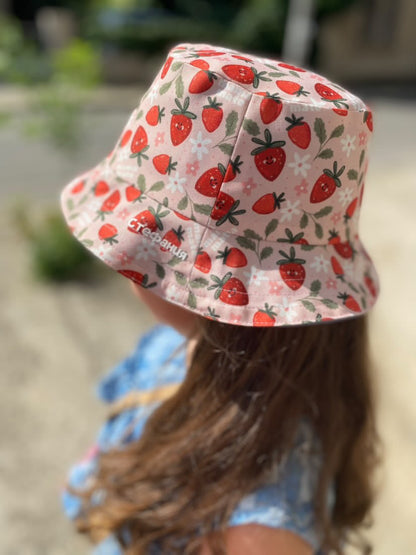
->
66, 314, 381, 554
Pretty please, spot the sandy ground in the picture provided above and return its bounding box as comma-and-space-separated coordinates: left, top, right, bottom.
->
0, 90, 415, 554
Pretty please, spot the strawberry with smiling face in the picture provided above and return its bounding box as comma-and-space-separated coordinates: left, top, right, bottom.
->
222, 64, 270, 88
251, 129, 286, 181
310, 162, 345, 204
216, 246, 247, 268
210, 192, 246, 227
170, 97, 197, 146
130, 126, 149, 166
208, 272, 249, 306
202, 96, 223, 132
258, 92, 282, 124
285, 114, 311, 149
276, 247, 306, 290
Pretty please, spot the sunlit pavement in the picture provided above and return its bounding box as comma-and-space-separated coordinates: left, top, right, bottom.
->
1, 89, 415, 553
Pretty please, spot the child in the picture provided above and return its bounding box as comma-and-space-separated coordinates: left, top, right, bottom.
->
59, 43, 381, 554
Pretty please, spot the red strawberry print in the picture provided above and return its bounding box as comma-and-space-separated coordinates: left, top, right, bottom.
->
359, 183, 365, 206
210, 192, 246, 226
328, 231, 354, 259
195, 165, 225, 197
160, 225, 185, 252
224, 155, 243, 182
276, 80, 309, 97
208, 272, 249, 306
276, 247, 306, 291
130, 125, 149, 166
96, 190, 121, 220
70, 180, 84, 194
188, 70, 217, 94
117, 270, 156, 289
93, 180, 110, 196
310, 161, 345, 203
125, 185, 142, 203
161, 56, 173, 79
146, 105, 165, 126
364, 110, 373, 132
259, 92, 282, 124
120, 129, 132, 147
251, 129, 286, 181
364, 273, 377, 297
174, 210, 190, 221
202, 96, 223, 132
314, 83, 349, 109
330, 256, 344, 279
222, 65, 270, 88
253, 304, 277, 327
278, 62, 306, 72
153, 154, 177, 175
98, 223, 118, 245
232, 54, 253, 63
333, 108, 348, 117
128, 205, 167, 233
170, 97, 197, 146
194, 248, 211, 273
252, 191, 286, 214
195, 49, 225, 57
277, 228, 308, 245
344, 197, 358, 222
190, 59, 210, 70
338, 292, 361, 313
285, 114, 311, 149
216, 246, 247, 268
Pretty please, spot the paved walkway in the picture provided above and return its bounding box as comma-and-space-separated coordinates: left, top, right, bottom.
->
1, 89, 415, 553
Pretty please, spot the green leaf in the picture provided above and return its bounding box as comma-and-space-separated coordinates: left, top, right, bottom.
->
135, 110, 143, 120
68, 212, 80, 220
137, 174, 146, 192
159, 81, 172, 95
187, 291, 197, 309
225, 110, 238, 137
329, 125, 344, 139
190, 277, 209, 288
194, 203, 212, 215
168, 256, 182, 267
81, 239, 94, 247
265, 218, 278, 238
314, 118, 326, 144
314, 206, 332, 218
300, 213, 309, 229
243, 118, 260, 136
289, 70, 300, 78
301, 300, 316, 312
236, 236, 256, 251
260, 246, 273, 261
171, 61, 183, 72
310, 280, 322, 296
317, 148, 333, 159
175, 74, 184, 99
218, 143, 233, 155
300, 244, 315, 251
174, 271, 187, 286
244, 229, 262, 241
321, 299, 338, 309
155, 263, 165, 279
315, 221, 323, 239
66, 198, 74, 211
177, 196, 188, 210
347, 169, 358, 180
268, 71, 286, 78
149, 181, 164, 192
359, 149, 365, 168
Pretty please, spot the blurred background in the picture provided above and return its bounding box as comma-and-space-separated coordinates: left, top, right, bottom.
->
0, 0, 415, 553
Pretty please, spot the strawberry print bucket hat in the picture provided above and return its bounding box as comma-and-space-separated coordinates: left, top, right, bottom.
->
60, 42, 379, 327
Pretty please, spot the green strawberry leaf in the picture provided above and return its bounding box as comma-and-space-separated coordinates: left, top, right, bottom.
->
317, 148, 333, 159
315, 221, 323, 239
175, 74, 184, 99
81, 239, 94, 247
137, 174, 146, 192
300, 213, 309, 229
321, 299, 338, 309
68, 212, 80, 220
171, 61, 183, 72
225, 110, 238, 137
260, 246, 273, 261
243, 118, 260, 136
168, 256, 182, 266
301, 300, 316, 312
155, 263, 165, 279
159, 81, 172, 95
236, 236, 256, 251
265, 218, 278, 238
190, 277, 209, 288
66, 198, 74, 211
174, 271, 187, 286
150, 181, 164, 192
361, 296, 367, 310
347, 169, 358, 180
268, 71, 286, 78
359, 149, 365, 168
218, 143, 233, 155
314, 118, 326, 145
177, 196, 188, 210
300, 244, 315, 251
194, 203, 212, 215
329, 125, 344, 139
314, 206, 332, 218
187, 291, 197, 309
310, 280, 322, 296
244, 229, 262, 241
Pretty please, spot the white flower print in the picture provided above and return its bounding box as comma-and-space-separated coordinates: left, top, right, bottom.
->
338, 187, 354, 208
288, 153, 311, 178
134, 241, 158, 261
167, 171, 186, 194
243, 266, 268, 287
341, 134, 356, 157
276, 297, 298, 323
310, 255, 330, 274
280, 199, 301, 223
190, 131, 211, 161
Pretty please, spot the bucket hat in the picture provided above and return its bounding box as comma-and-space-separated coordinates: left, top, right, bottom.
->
60, 42, 379, 327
